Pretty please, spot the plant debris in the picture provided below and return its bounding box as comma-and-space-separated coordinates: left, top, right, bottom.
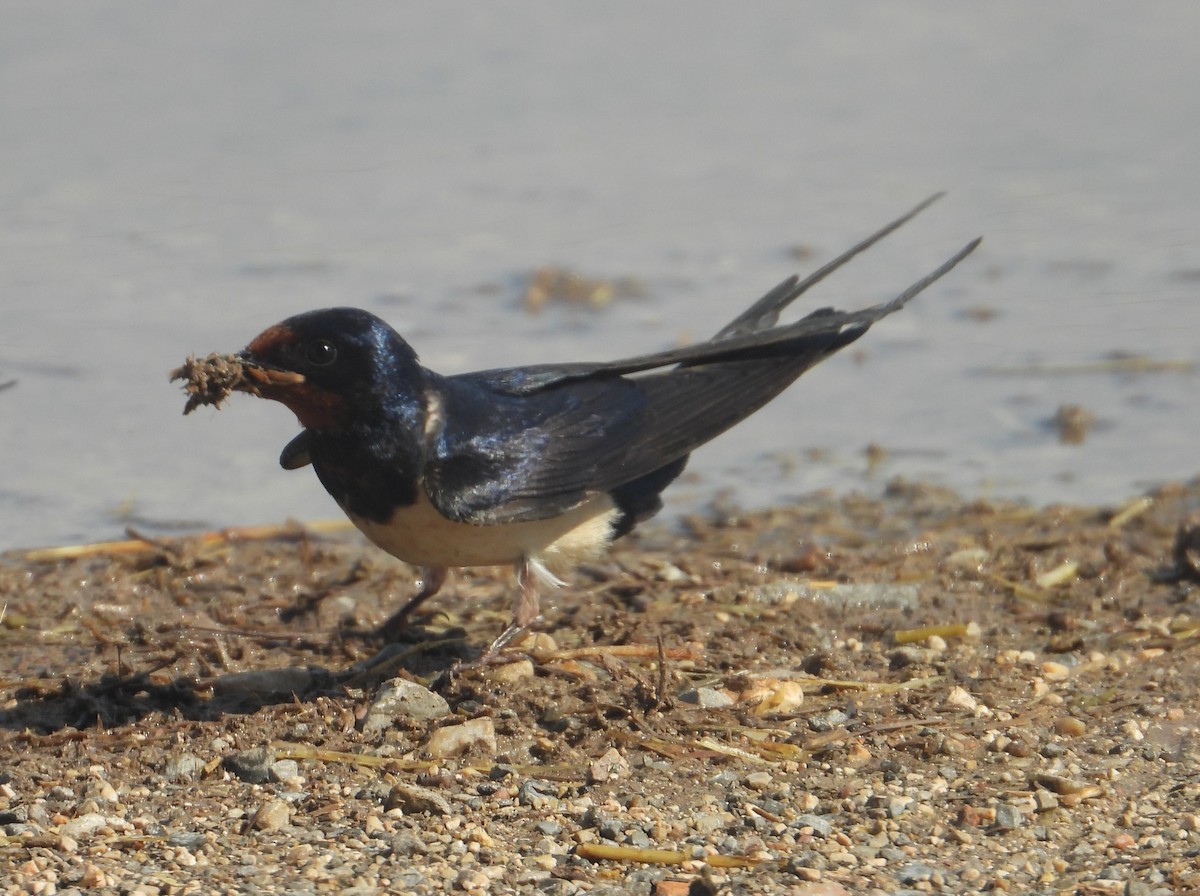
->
522, 265, 645, 313
1049, 403, 1097, 444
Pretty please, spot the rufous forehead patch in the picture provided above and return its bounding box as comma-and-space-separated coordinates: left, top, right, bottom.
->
246, 323, 297, 358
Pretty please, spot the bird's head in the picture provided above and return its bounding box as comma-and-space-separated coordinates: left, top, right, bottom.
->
240, 307, 423, 431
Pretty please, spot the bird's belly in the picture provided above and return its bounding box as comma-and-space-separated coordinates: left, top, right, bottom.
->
346, 490, 618, 571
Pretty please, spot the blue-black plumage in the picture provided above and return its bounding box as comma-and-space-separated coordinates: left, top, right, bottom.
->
228, 196, 980, 647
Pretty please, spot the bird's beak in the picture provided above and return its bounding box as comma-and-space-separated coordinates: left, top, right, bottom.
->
235, 351, 307, 388
234, 349, 343, 429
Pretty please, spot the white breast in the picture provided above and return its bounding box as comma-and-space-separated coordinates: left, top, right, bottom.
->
347, 489, 619, 574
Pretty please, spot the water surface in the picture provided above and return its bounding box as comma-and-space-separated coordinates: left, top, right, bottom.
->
2, 3, 1198, 548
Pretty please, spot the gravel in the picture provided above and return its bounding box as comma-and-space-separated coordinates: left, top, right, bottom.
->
3, 478, 1200, 892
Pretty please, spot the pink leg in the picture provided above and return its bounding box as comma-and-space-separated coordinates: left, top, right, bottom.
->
376, 566, 447, 641
484, 559, 543, 655
513, 560, 543, 628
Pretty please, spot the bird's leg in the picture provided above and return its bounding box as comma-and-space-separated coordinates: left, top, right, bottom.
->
483, 558, 545, 656
375, 566, 447, 641
513, 558, 545, 629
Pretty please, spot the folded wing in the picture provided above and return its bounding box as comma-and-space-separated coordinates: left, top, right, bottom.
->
422, 233, 979, 526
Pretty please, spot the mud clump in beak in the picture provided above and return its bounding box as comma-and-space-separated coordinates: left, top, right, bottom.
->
170, 352, 304, 415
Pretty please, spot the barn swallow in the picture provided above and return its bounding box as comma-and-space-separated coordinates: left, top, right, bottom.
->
228, 196, 978, 647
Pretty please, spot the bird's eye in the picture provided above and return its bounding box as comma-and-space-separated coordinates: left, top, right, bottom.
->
304, 339, 338, 367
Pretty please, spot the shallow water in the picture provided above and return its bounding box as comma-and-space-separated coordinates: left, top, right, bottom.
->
2, 3, 1198, 549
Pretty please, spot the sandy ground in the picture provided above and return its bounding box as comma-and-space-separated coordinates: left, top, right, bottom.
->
2, 479, 1199, 894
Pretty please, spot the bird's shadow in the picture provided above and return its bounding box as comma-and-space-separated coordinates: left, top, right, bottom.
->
0, 627, 474, 734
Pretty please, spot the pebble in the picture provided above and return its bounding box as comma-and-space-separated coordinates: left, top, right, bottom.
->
799, 884, 852, 896
224, 747, 275, 784
588, 748, 630, 784
808, 709, 849, 731
518, 779, 560, 811
455, 869, 491, 892
363, 679, 451, 734
387, 783, 453, 816
390, 830, 431, 857
993, 803, 1023, 831
890, 646, 939, 668
678, 687, 734, 709
895, 862, 937, 883
269, 759, 300, 783
742, 678, 805, 713
943, 686, 978, 712
424, 719, 498, 758
168, 831, 208, 849
484, 658, 535, 684
78, 863, 109, 888
85, 779, 119, 804
393, 870, 429, 890
692, 813, 725, 834
945, 548, 989, 570
58, 813, 108, 839
163, 752, 205, 782
1121, 719, 1145, 742
795, 814, 833, 836
846, 742, 871, 765
1033, 790, 1059, 812
250, 799, 291, 831
1053, 716, 1087, 737
1004, 737, 1033, 758
656, 563, 688, 582
1041, 661, 1071, 681
745, 771, 773, 790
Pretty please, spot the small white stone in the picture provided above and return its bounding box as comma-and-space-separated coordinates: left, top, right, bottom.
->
425, 718, 497, 759
943, 686, 978, 713
58, 813, 108, 840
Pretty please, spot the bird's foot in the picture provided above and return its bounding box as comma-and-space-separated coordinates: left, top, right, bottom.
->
482, 617, 539, 660
370, 566, 449, 642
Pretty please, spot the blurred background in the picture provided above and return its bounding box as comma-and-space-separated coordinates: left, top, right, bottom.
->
2, 3, 1198, 549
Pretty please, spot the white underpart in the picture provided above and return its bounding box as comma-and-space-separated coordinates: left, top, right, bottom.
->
347, 488, 619, 575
